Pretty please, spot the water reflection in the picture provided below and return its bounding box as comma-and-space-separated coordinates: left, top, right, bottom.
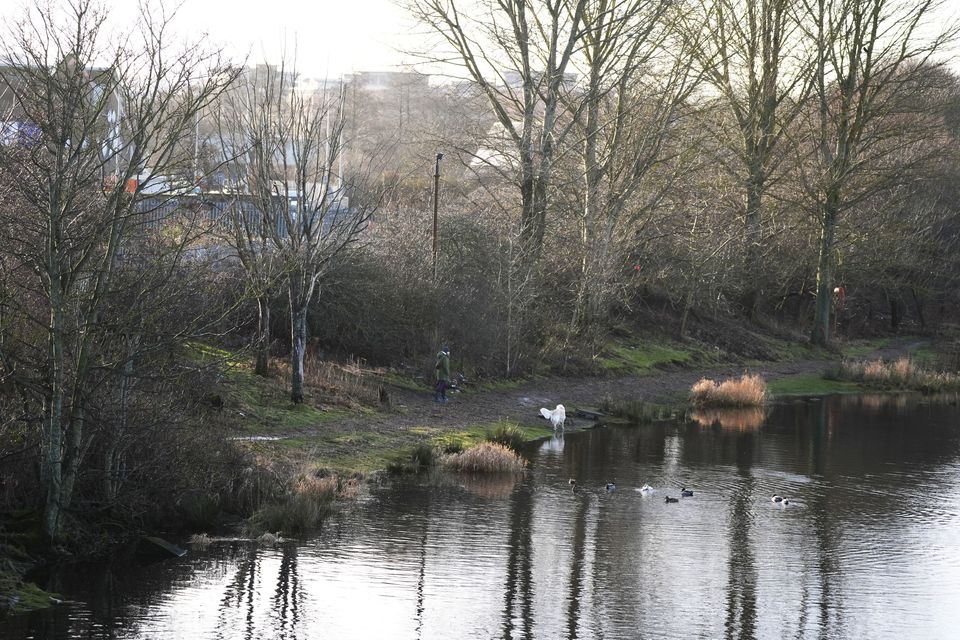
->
690, 407, 767, 431
5, 395, 960, 639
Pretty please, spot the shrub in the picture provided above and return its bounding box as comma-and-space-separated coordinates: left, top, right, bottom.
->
486, 422, 526, 452
440, 442, 527, 474
177, 494, 223, 532
689, 374, 767, 408
410, 443, 436, 470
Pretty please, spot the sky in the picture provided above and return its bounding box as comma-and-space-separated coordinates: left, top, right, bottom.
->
0, 0, 420, 78
3, 0, 960, 80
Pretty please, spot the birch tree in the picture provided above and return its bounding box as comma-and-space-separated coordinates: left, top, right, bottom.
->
215, 61, 389, 403
569, 0, 699, 329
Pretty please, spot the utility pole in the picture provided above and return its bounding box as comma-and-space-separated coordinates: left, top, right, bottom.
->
432, 152, 443, 282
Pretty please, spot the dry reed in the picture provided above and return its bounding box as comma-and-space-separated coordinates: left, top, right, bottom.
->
440, 442, 528, 474
837, 357, 960, 391
689, 374, 768, 408
272, 354, 381, 407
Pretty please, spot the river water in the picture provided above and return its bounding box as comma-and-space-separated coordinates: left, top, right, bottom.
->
4, 393, 960, 639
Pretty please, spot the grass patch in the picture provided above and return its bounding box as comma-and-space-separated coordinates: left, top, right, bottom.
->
689, 374, 768, 408
767, 373, 862, 396
439, 442, 527, 474
841, 337, 894, 358
832, 357, 960, 392
486, 422, 526, 452
246, 472, 343, 536
598, 341, 695, 376
382, 371, 429, 393
472, 378, 526, 392
0, 571, 59, 615
598, 395, 675, 423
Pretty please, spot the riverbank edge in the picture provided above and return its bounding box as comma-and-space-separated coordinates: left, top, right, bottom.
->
0, 336, 944, 617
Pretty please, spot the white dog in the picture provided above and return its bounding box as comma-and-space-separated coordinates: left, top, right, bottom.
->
540, 404, 566, 430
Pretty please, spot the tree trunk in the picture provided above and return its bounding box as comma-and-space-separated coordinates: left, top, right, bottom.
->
742, 168, 764, 318
890, 296, 901, 332
44, 299, 65, 541
811, 201, 837, 346
255, 295, 271, 377
576, 86, 601, 330
290, 306, 307, 404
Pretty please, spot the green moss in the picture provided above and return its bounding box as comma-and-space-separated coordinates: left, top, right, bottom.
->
841, 338, 894, 358
767, 374, 862, 396
910, 344, 939, 367
599, 342, 695, 375
0, 571, 59, 615
472, 378, 526, 392
381, 372, 427, 393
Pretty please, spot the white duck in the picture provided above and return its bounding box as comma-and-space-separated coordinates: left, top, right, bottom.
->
639, 484, 654, 493
540, 404, 566, 430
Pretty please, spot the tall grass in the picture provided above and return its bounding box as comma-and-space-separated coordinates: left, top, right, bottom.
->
599, 395, 673, 422
273, 354, 381, 407
689, 374, 768, 408
247, 470, 341, 536
440, 442, 527, 474
833, 357, 960, 392
486, 422, 526, 452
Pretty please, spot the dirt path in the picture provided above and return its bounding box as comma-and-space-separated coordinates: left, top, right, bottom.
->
291, 338, 925, 440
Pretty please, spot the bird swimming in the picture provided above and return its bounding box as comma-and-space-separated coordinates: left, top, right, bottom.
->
681, 487, 694, 497
540, 404, 566, 430
771, 495, 791, 506
568, 478, 577, 490
665, 496, 679, 503
639, 484, 654, 493
606, 481, 617, 492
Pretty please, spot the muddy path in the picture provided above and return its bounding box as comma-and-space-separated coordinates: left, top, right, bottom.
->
287, 339, 925, 440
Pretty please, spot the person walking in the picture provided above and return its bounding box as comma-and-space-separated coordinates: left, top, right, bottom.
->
434, 345, 451, 403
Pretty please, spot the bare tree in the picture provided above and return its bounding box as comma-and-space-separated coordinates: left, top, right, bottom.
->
0, 0, 236, 540
801, 0, 958, 345
406, 0, 588, 261
678, 0, 816, 316
568, 0, 699, 330
215, 61, 390, 403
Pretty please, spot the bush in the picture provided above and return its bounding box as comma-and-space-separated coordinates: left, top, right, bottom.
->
486, 423, 526, 452
177, 494, 223, 532
440, 442, 527, 474
689, 374, 768, 408
410, 443, 435, 470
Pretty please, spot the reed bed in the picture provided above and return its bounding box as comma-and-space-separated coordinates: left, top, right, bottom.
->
834, 357, 960, 392
247, 470, 346, 535
440, 442, 528, 474
689, 373, 768, 408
